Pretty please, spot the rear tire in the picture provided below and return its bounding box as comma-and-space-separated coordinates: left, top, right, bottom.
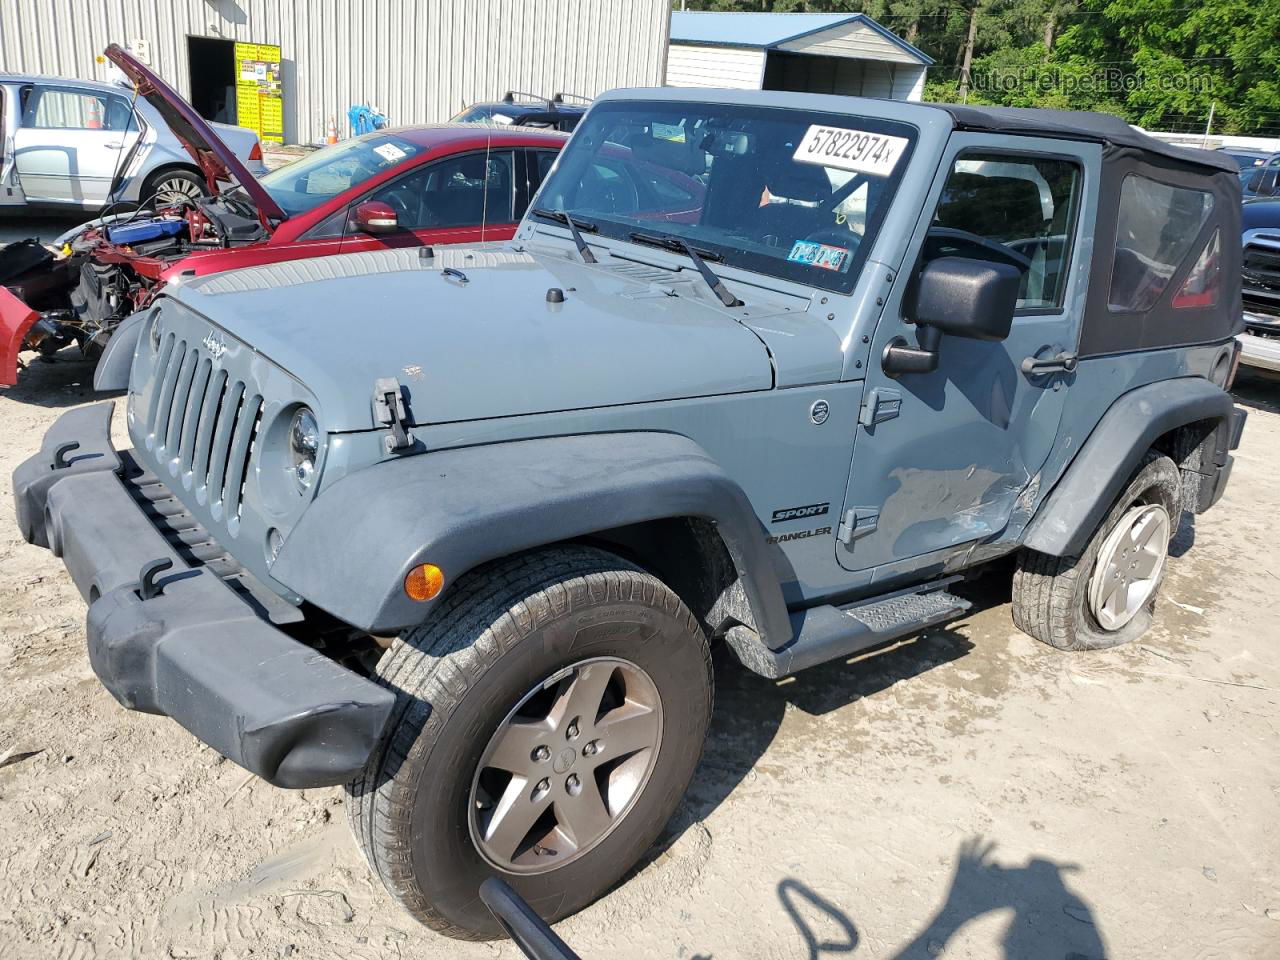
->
139, 168, 206, 208
1012, 453, 1180, 650
346, 546, 713, 939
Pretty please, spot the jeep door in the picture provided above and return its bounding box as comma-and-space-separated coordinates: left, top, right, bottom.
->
836, 135, 1101, 573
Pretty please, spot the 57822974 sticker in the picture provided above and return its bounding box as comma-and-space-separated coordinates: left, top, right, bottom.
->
793, 125, 909, 177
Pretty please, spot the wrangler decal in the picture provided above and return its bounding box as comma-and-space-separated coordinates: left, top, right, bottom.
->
766, 525, 832, 545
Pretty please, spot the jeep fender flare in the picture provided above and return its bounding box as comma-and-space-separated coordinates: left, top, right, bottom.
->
1022, 377, 1234, 557
93, 308, 148, 391
270, 431, 792, 645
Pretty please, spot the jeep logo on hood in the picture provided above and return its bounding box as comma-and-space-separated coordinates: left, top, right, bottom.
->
202, 331, 229, 360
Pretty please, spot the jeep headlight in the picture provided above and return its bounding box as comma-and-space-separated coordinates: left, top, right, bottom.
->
289, 407, 320, 491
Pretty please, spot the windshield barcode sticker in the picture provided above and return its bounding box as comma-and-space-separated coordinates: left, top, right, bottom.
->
793, 125, 908, 177
373, 143, 407, 163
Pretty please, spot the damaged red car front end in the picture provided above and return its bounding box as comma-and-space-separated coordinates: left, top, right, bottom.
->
0, 286, 39, 386
0, 43, 280, 386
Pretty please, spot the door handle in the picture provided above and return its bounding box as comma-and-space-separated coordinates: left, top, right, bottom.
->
103, 141, 123, 148
1021, 351, 1078, 376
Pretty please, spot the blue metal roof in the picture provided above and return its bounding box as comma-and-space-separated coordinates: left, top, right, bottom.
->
669, 11, 934, 66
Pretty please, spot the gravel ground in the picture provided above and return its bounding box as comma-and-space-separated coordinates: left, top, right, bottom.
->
0, 309, 1276, 957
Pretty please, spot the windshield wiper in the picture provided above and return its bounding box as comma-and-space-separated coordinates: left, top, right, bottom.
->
628, 231, 742, 308
531, 207, 597, 264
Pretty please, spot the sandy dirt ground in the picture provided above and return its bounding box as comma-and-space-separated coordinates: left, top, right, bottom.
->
0, 339, 1277, 960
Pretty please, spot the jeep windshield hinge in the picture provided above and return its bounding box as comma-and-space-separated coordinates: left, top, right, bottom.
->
837, 508, 879, 545
858, 388, 902, 428
372, 377, 414, 454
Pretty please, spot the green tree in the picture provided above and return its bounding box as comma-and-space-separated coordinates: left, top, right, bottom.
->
674, 0, 1280, 134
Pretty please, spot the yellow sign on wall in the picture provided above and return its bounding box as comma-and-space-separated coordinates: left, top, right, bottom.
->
233, 42, 283, 144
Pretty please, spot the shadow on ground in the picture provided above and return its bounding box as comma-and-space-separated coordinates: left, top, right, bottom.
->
1232, 369, 1280, 414
634, 577, 1013, 881
0, 344, 101, 409
771, 838, 1107, 960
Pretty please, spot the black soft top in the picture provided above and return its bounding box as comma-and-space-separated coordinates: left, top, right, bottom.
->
937, 104, 1238, 175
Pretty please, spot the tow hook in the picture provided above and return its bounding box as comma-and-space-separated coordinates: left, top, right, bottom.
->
372, 377, 414, 454
52, 441, 80, 470
138, 558, 174, 601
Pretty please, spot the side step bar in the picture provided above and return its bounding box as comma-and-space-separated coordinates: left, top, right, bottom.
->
734, 582, 972, 679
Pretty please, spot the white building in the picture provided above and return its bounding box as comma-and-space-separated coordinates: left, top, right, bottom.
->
0, 0, 672, 145
667, 12, 932, 102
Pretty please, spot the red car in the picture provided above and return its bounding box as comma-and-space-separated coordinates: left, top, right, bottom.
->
0, 44, 568, 386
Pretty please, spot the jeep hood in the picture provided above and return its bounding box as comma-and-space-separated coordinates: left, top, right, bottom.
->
171, 247, 779, 431
105, 43, 285, 227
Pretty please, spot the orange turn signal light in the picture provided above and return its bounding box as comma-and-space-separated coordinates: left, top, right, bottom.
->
404, 563, 445, 602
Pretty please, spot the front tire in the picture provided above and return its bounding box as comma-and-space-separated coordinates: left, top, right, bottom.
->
1012, 453, 1181, 650
346, 546, 713, 940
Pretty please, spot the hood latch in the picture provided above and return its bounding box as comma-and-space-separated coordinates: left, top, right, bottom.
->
372, 377, 414, 454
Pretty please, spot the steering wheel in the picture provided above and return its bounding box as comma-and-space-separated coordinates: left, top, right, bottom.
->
923, 226, 1032, 272
579, 166, 640, 215
381, 188, 414, 224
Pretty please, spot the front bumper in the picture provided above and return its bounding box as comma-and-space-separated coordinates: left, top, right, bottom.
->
14, 403, 395, 788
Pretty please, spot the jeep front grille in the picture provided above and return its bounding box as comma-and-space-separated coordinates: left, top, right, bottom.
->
145, 330, 264, 522
118, 450, 301, 625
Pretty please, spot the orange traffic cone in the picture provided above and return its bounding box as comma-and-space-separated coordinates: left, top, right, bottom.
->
325, 116, 338, 144
86, 97, 103, 129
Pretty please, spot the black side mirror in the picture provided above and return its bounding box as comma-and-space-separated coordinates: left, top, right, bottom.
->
883, 257, 1021, 376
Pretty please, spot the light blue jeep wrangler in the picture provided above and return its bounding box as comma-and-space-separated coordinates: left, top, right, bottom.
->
15, 89, 1246, 939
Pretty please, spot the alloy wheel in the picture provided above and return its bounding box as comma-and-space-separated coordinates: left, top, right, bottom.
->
1087, 502, 1172, 631
468, 656, 663, 874
152, 175, 204, 205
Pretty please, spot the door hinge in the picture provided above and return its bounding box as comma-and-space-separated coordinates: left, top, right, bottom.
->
837, 507, 879, 545
372, 377, 414, 454
858, 387, 901, 428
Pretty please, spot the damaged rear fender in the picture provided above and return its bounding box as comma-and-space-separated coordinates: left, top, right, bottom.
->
1022, 378, 1237, 556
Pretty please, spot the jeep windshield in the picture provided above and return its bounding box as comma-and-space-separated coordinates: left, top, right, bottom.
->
532, 101, 917, 294
257, 133, 424, 216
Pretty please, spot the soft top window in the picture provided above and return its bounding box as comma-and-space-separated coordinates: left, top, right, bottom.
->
927, 152, 1081, 311
1109, 175, 1214, 313
1172, 229, 1221, 310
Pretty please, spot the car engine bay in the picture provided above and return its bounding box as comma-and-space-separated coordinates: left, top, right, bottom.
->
0, 193, 268, 363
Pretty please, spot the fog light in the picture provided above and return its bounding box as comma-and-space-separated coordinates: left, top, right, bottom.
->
404, 563, 444, 602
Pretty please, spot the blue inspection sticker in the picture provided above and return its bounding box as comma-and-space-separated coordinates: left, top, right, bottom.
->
787, 240, 851, 273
